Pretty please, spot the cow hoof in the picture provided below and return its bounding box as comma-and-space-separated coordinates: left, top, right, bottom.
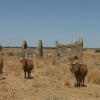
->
28, 77, 31, 79
75, 84, 79, 87
82, 85, 87, 87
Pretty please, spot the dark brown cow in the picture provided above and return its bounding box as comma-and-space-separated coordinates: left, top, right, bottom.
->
69, 62, 88, 87
20, 58, 34, 79
0, 57, 3, 80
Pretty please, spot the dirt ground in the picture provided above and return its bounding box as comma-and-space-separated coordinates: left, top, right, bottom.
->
0, 48, 100, 100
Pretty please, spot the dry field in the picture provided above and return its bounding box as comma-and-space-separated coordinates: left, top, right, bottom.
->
0, 48, 100, 100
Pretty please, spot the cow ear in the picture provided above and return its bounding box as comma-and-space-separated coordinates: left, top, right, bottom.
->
19, 60, 22, 62
19, 59, 22, 62
73, 63, 75, 66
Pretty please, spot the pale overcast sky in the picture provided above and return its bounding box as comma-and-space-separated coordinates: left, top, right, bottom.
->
0, 0, 100, 47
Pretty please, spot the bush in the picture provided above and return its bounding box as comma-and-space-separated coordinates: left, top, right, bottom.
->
52, 59, 56, 65
7, 52, 14, 56
83, 49, 87, 51
95, 50, 100, 53
92, 55, 96, 59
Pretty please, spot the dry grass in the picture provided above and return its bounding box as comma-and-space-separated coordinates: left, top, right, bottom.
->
0, 49, 100, 100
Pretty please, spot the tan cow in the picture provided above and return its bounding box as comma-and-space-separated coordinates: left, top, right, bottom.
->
68, 57, 74, 62
69, 62, 88, 87
19, 58, 34, 79
46, 54, 52, 57
0, 57, 3, 80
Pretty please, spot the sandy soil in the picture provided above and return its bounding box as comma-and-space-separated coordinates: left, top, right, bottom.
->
0, 49, 100, 100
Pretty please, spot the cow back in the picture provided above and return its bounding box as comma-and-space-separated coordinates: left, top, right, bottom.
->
80, 64, 88, 76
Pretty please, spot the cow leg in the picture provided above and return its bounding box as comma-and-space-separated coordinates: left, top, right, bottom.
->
75, 77, 79, 87
0, 73, 2, 80
77, 78, 79, 86
24, 71, 26, 78
28, 72, 30, 79
78, 78, 80, 86
29, 72, 31, 78
83, 76, 85, 86
28, 71, 31, 79
0, 69, 2, 79
79, 77, 82, 87
0, 70, 2, 76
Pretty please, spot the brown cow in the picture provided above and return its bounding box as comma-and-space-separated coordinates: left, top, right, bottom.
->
69, 62, 88, 87
19, 58, 34, 79
0, 57, 3, 80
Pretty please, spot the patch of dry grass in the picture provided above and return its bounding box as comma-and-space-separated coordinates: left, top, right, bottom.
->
87, 70, 100, 84
1, 49, 100, 100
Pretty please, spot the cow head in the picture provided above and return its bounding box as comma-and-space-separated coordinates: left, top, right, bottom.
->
68, 63, 75, 73
19, 58, 28, 67
74, 62, 81, 72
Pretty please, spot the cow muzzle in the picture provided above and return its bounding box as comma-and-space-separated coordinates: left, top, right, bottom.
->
75, 69, 78, 72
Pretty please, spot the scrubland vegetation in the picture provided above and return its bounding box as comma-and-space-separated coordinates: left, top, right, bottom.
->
0, 48, 100, 100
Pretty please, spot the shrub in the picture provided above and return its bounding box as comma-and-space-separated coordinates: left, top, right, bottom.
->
92, 55, 96, 59
7, 52, 14, 56
83, 49, 87, 51
94, 62, 100, 66
52, 59, 56, 65
95, 50, 100, 53
45, 68, 61, 77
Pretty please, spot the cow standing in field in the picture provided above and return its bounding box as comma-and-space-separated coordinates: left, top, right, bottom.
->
0, 57, 3, 80
19, 58, 34, 79
69, 62, 88, 87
